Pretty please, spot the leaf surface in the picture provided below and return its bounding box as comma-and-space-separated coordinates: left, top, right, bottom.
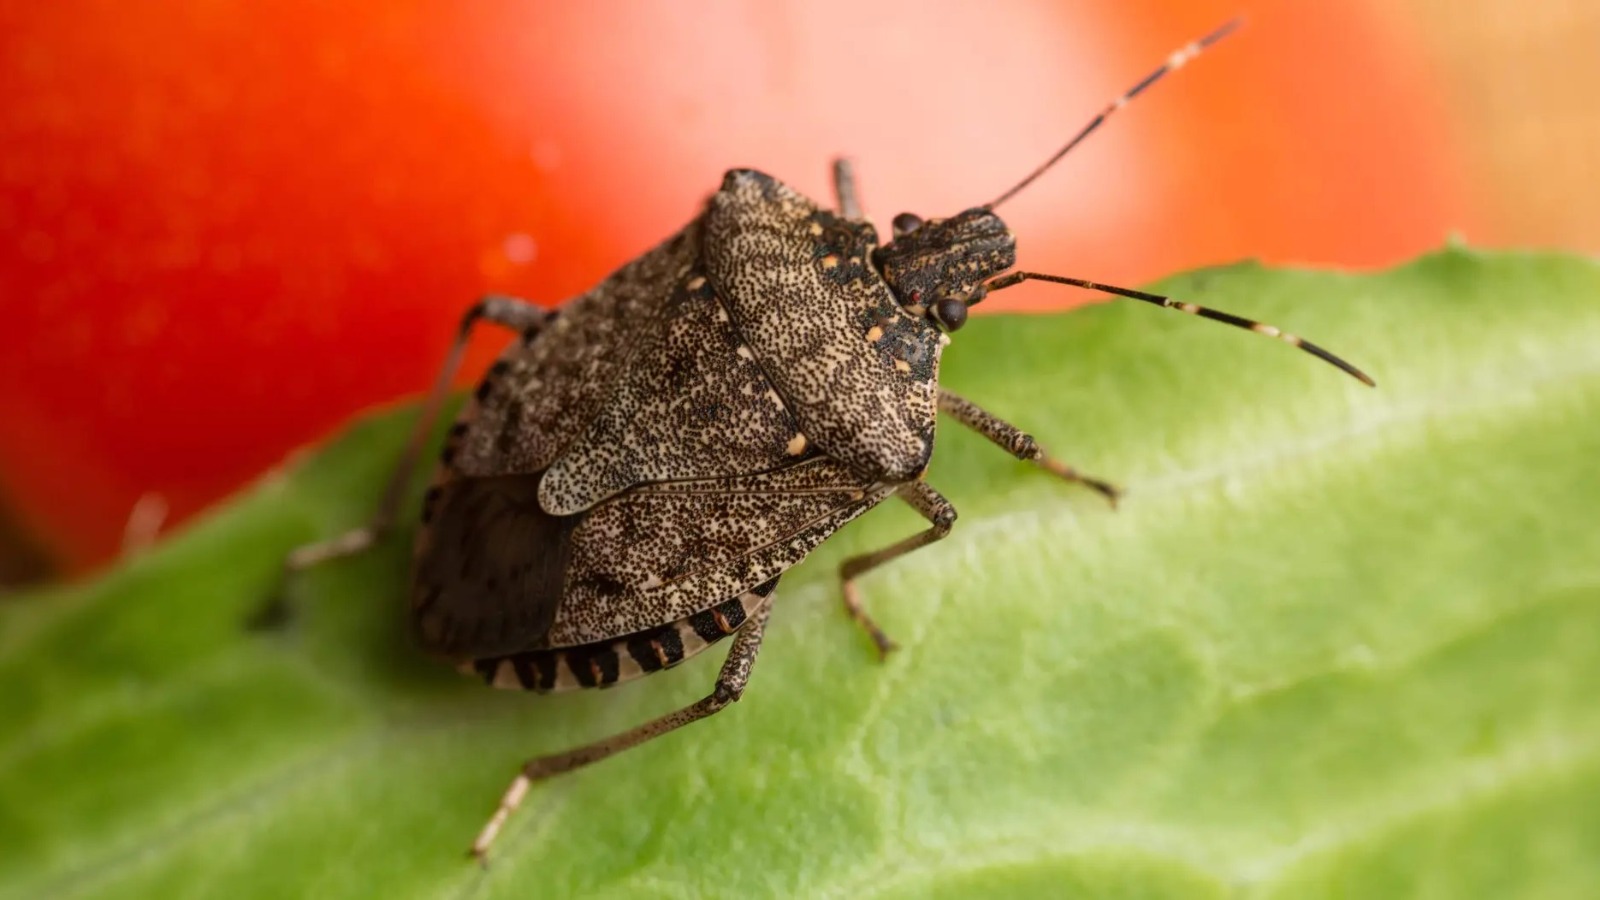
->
4, 248, 1599, 899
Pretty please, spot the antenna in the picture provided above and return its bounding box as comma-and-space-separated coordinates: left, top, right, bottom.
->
982, 271, 1376, 386
970, 18, 1371, 386
986, 18, 1242, 210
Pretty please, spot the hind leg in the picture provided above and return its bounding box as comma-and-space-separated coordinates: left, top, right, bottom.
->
256, 296, 550, 627
469, 601, 772, 862
281, 295, 551, 575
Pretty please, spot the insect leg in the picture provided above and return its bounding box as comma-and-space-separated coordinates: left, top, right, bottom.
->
278, 297, 551, 573
938, 389, 1121, 506
469, 600, 773, 863
831, 157, 862, 219
839, 481, 957, 659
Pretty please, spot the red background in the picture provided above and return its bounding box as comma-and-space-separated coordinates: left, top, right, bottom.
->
0, 1, 1476, 577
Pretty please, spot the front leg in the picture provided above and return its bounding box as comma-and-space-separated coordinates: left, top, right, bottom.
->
938, 389, 1121, 506
839, 480, 956, 659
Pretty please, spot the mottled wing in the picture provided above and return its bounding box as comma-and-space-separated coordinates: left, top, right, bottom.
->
703, 169, 945, 482
411, 473, 579, 659
545, 457, 895, 647
416, 222, 706, 658
450, 221, 702, 480
537, 258, 808, 515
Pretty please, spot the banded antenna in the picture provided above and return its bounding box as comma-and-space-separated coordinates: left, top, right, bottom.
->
987, 17, 1242, 210
976, 18, 1375, 387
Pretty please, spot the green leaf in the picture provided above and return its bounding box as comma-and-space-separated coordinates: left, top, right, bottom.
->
4, 248, 1599, 899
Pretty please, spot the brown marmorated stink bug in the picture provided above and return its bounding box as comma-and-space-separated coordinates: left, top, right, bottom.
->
284, 18, 1372, 860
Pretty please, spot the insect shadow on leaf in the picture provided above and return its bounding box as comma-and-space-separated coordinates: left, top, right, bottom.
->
275, 15, 1372, 863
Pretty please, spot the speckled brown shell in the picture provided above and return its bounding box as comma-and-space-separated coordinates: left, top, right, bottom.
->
411, 169, 945, 660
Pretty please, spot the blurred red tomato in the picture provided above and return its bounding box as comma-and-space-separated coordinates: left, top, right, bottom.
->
0, 1, 1473, 574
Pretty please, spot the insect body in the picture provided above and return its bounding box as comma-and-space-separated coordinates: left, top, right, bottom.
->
284, 18, 1371, 860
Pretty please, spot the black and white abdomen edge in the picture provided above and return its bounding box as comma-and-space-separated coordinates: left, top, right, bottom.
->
463, 576, 781, 693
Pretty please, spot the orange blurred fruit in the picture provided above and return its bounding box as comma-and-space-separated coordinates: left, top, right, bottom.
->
0, 1, 1473, 573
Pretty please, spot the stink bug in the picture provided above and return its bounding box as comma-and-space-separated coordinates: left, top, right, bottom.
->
284, 18, 1372, 860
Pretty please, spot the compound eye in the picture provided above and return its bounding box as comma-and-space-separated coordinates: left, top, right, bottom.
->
933, 296, 968, 332
892, 212, 924, 237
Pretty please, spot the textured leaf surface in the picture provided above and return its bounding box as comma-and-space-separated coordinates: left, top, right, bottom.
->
3, 249, 1599, 899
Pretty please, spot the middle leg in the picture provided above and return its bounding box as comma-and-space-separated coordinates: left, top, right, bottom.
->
839, 480, 957, 659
